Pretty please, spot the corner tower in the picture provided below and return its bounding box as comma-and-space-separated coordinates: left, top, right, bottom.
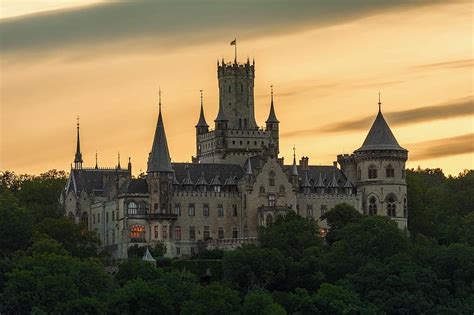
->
147, 91, 174, 215
352, 98, 408, 230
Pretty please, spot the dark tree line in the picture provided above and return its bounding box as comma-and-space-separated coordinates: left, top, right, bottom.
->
0, 168, 473, 314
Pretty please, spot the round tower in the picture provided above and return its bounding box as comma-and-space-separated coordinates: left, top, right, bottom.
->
354, 99, 408, 230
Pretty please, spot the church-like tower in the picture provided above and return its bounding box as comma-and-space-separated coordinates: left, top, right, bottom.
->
195, 58, 280, 165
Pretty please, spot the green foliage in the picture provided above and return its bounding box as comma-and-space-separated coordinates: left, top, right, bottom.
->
181, 282, 241, 315
172, 258, 223, 281
259, 211, 322, 259
223, 245, 286, 292
321, 203, 362, 243
242, 290, 287, 315
313, 283, 377, 314
127, 242, 166, 259
35, 217, 100, 258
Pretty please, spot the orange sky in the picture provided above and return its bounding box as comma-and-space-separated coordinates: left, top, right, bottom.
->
0, 1, 472, 176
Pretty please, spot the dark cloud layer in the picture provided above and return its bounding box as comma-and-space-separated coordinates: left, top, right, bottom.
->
0, 0, 458, 57
408, 133, 473, 160
412, 58, 474, 71
282, 96, 473, 138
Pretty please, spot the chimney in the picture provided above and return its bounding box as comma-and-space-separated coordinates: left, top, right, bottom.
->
333, 161, 338, 168
299, 156, 309, 170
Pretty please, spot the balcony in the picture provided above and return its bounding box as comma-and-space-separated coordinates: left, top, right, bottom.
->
206, 237, 258, 250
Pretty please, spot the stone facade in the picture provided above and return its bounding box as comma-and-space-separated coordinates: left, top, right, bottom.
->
61, 58, 408, 259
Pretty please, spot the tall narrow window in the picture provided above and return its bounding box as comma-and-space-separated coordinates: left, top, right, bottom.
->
232, 204, 238, 216
232, 227, 238, 239
188, 203, 195, 216
368, 197, 377, 215
386, 195, 397, 217
218, 227, 224, 239
403, 198, 408, 218
320, 205, 328, 218
228, 85, 231, 93
268, 195, 276, 207
307, 205, 313, 218
81, 212, 88, 226
162, 225, 167, 240
203, 204, 209, 216
218, 204, 224, 217
154, 226, 159, 239
189, 226, 195, 240
174, 203, 181, 216
203, 226, 210, 240
386, 165, 395, 178
127, 202, 137, 215
175, 226, 182, 240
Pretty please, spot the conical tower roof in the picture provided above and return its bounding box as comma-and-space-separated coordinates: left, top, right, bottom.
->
215, 101, 228, 122
147, 93, 173, 173
266, 86, 279, 123
74, 117, 83, 168
356, 103, 406, 152
196, 90, 209, 128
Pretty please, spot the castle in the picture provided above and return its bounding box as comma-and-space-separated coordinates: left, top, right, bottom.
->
61, 57, 408, 259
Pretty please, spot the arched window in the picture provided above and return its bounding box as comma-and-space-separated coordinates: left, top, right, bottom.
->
259, 186, 265, 194
403, 198, 408, 218
386, 165, 395, 178
81, 212, 88, 226
266, 213, 273, 226
127, 201, 138, 215
386, 195, 397, 217
368, 197, 377, 215
138, 202, 148, 215
129, 225, 146, 242
368, 165, 378, 179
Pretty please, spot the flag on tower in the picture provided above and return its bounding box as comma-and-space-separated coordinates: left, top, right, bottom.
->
230, 39, 236, 46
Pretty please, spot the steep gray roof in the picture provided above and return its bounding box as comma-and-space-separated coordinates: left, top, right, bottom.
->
147, 109, 173, 173
127, 178, 148, 194
67, 168, 130, 195
172, 163, 243, 187
265, 96, 279, 123
215, 102, 228, 121
196, 98, 209, 128
356, 110, 406, 152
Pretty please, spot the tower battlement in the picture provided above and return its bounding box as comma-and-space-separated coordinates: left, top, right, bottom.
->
217, 59, 255, 77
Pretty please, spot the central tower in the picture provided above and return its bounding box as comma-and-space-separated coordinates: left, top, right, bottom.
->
194, 58, 280, 165
216, 59, 257, 130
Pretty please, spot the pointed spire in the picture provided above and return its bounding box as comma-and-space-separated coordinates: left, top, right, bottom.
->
147, 88, 173, 173
290, 145, 298, 176
245, 157, 253, 176
328, 173, 339, 188
74, 116, 83, 169
378, 91, 382, 112
196, 172, 208, 186
128, 157, 132, 173
95, 151, 98, 169
266, 85, 279, 124
117, 151, 121, 169
182, 165, 194, 185
302, 171, 311, 188
355, 96, 406, 152
196, 89, 209, 128
315, 172, 325, 188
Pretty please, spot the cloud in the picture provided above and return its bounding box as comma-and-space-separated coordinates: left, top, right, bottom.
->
0, 0, 460, 58
281, 96, 474, 138
411, 58, 474, 71
408, 133, 473, 160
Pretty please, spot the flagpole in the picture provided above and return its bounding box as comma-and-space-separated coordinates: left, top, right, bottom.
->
234, 38, 237, 63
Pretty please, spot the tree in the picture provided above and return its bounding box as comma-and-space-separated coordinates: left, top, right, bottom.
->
107, 278, 174, 314
259, 211, 322, 260
223, 245, 286, 292
321, 203, 362, 243
181, 282, 241, 315
313, 283, 377, 314
242, 290, 286, 315
35, 218, 100, 258
323, 216, 408, 281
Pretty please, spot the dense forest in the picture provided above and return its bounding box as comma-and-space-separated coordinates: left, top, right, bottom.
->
0, 168, 473, 314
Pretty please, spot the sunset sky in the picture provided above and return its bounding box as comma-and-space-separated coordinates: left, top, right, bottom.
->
1, 0, 472, 176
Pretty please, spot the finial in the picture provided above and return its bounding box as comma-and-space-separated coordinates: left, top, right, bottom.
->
200, 89, 203, 106
378, 91, 381, 112
95, 150, 98, 169
158, 87, 162, 113
271, 85, 274, 101
117, 151, 121, 169
293, 145, 296, 158
76, 115, 80, 128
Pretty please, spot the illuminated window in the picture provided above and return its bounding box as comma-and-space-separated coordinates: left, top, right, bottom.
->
129, 225, 145, 242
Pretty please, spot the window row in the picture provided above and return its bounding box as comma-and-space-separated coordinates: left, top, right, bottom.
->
366, 196, 408, 218
173, 203, 239, 217
357, 165, 406, 180
152, 225, 239, 241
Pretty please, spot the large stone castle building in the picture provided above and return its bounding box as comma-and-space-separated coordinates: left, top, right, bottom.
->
61, 57, 408, 259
